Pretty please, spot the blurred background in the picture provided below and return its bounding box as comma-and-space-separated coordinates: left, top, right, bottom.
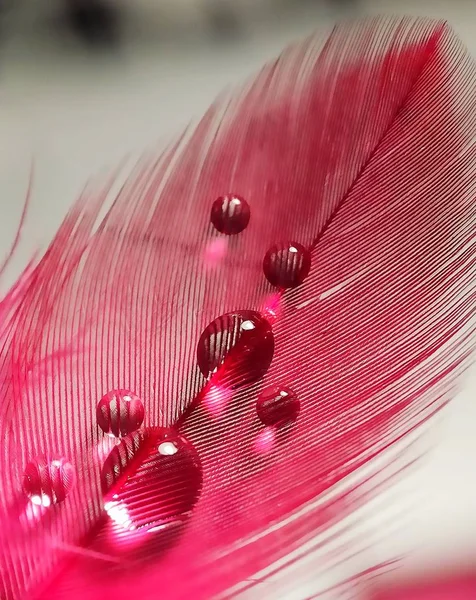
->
2, 0, 476, 241
0, 1, 475, 598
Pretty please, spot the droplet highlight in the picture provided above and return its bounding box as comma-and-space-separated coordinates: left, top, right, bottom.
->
23, 457, 75, 506
263, 242, 311, 288
210, 194, 250, 235
197, 311, 274, 388
204, 237, 228, 269
101, 427, 202, 531
254, 427, 277, 455
203, 383, 234, 418
256, 386, 300, 427
97, 390, 145, 438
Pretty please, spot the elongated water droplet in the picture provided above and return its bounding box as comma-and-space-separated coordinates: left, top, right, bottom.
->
23, 457, 75, 506
263, 242, 311, 288
256, 386, 300, 426
197, 311, 274, 388
210, 194, 250, 235
97, 390, 145, 438
101, 428, 202, 531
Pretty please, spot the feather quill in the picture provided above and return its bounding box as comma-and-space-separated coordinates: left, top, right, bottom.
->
0, 16, 475, 600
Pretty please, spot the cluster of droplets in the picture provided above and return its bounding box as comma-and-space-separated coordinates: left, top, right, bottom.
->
97, 392, 203, 533
210, 194, 312, 290
22, 389, 204, 533
207, 192, 308, 426
21, 192, 310, 533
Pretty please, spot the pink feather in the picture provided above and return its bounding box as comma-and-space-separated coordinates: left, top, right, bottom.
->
0, 16, 475, 599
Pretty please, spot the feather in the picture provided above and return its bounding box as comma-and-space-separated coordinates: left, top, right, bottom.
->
0, 15, 475, 600
369, 568, 476, 599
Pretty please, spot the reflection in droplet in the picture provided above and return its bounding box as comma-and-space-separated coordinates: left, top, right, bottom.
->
101, 428, 202, 531
197, 311, 274, 388
203, 383, 233, 418
31, 494, 51, 507
263, 242, 311, 288
23, 457, 75, 506
254, 427, 277, 455
95, 436, 118, 463
97, 390, 145, 438
22, 499, 47, 525
262, 293, 281, 324
256, 386, 300, 427
210, 194, 251, 235
204, 237, 228, 268
105, 499, 134, 530
158, 442, 178, 456
241, 320, 255, 331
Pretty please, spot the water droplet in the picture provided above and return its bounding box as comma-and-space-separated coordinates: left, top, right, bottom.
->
263, 242, 311, 288
197, 311, 274, 388
256, 386, 300, 427
23, 457, 75, 506
101, 428, 202, 531
210, 194, 250, 235
97, 390, 145, 438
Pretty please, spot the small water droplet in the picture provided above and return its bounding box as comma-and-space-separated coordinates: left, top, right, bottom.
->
256, 386, 300, 427
101, 428, 202, 531
97, 390, 145, 438
197, 311, 274, 388
210, 194, 250, 235
263, 242, 311, 288
23, 457, 75, 506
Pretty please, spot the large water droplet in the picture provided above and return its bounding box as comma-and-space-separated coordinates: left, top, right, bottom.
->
23, 457, 75, 506
210, 194, 250, 235
263, 242, 311, 288
97, 390, 145, 438
197, 311, 274, 388
256, 386, 300, 427
101, 428, 202, 531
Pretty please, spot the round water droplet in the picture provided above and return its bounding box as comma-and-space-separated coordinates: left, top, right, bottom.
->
97, 390, 145, 438
210, 194, 250, 235
23, 457, 75, 506
197, 311, 274, 388
256, 386, 300, 427
263, 242, 311, 288
101, 428, 202, 531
